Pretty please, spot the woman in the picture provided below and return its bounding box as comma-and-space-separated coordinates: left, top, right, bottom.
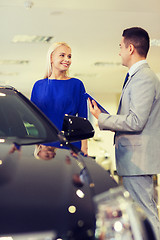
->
34, 145, 57, 160
31, 42, 88, 155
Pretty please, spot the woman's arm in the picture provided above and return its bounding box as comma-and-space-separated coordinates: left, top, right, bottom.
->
81, 139, 88, 156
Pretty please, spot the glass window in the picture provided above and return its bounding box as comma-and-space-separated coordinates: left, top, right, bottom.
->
0, 89, 59, 145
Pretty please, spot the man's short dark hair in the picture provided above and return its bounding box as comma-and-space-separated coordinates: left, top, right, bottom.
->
122, 27, 150, 58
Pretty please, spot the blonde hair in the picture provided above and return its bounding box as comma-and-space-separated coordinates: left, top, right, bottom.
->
34, 144, 57, 160
34, 144, 40, 159
44, 42, 71, 79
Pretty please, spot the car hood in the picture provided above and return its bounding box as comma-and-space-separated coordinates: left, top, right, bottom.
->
0, 142, 117, 239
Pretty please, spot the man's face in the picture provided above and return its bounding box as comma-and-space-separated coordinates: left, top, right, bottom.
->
119, 37, 130, 67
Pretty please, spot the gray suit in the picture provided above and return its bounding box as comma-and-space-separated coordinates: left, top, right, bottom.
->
98, 63, 160, 239
99, 63, 160, 175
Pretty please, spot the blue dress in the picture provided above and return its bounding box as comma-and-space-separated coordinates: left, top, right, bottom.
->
31, 78, 88, 149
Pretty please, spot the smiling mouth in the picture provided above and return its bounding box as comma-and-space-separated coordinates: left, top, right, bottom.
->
61, 63, 69, 67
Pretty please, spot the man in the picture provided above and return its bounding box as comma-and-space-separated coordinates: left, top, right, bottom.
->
89, 27, 160, 239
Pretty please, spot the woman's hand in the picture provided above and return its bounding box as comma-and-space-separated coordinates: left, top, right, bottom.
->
81, 139, 88, 156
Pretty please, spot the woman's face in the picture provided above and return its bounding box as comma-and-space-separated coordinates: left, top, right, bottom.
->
51, 45, 72, 73
38, 145, 56, 160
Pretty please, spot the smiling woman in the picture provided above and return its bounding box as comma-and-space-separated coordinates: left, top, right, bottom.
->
31, 42, 88, 155
50, 45, 71, 76
45, 42, 72, 79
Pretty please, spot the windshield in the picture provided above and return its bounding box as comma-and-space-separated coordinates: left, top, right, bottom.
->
0, 88, 59, 145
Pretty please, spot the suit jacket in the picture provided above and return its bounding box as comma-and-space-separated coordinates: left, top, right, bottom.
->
98, 63, 160, 176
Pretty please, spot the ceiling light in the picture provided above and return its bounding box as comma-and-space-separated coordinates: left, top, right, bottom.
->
0, 60, 29, 65
24, 0, 34, 9
74, 73, 98, 77
68, 205, 76, 214
0, 93, 6, 96
50, 11, 63, 15
151, 39, 160, 47
94, 62, 121, 66
12, 35, 54, 43
76, 189, 85, 198
0, 72, 18, 76
0, 231, 56, 240
0, 237, 13, 240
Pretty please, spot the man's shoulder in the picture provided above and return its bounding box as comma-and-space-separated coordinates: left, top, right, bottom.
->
133, 63, 153, 77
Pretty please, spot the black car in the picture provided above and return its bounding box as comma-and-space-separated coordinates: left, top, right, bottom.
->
0, 86, 156, 240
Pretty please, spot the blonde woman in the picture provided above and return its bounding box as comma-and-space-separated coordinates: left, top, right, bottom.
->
34, 144, 57, 160
31, 42, 88, 155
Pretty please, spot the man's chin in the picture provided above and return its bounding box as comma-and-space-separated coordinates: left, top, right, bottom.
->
122, 62, 127, 67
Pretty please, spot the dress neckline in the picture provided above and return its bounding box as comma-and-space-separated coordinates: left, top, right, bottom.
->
48, 77, 72, 81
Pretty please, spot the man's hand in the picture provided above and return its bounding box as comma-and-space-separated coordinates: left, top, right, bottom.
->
88, 98, 102, 119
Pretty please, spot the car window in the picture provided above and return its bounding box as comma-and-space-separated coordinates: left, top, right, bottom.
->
0, 89, 59, 145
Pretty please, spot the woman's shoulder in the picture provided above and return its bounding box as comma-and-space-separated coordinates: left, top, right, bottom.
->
33, 78, 48, 86
69, 77, 84, 85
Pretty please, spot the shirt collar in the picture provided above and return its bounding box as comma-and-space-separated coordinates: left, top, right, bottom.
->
128, 60, 147, 77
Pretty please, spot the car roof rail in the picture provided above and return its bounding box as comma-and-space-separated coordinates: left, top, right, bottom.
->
0, 85, 17, 91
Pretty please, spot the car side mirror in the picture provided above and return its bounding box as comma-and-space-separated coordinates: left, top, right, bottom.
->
61, 115, 94, 142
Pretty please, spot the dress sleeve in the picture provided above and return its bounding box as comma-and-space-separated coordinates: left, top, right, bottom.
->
30, 82, 38, 104
77, 81, 88, 119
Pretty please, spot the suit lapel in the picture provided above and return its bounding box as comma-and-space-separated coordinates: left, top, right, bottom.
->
117, 63, 149, 114
117, 76, 132, 114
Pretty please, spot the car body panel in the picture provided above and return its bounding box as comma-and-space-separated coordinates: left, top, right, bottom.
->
0, 142, 117, 239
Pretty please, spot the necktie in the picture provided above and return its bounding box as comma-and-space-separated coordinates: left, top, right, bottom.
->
114, 72, 130, 142
122, 72, 129, 89
117, 72, 129, 114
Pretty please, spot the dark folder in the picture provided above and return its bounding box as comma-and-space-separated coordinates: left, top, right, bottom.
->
85, 93, 110, 114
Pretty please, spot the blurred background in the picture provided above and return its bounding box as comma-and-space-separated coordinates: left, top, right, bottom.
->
1, 0, 160, 206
